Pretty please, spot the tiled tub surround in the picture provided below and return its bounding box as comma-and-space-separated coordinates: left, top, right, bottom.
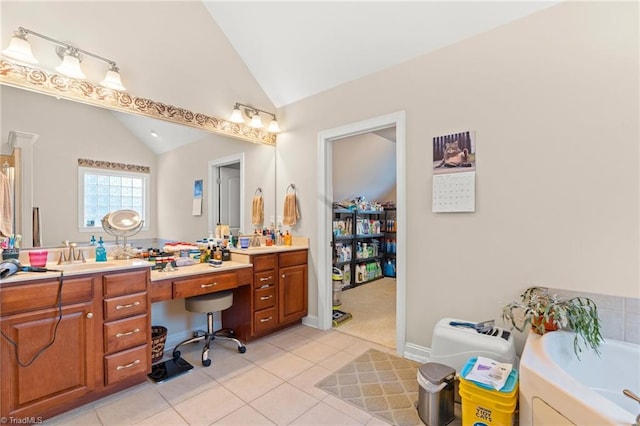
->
548, 287, 640, 344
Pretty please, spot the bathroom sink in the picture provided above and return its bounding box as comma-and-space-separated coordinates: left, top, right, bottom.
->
47, 260, 151, 273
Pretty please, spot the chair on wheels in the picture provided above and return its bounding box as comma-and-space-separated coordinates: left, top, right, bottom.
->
172, 290, 246, 367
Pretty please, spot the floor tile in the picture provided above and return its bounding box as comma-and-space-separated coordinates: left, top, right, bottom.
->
290, 401, 367, 425
221, 365, 284, 402
259, 351, 314, 380
133, 407, 188, 425
154, 369, 217, 405
291, 340, 341, 363
172, 385, 244, 425
95, 386, 169, 425
250, 382, 319, 425
213, 405, 276, 425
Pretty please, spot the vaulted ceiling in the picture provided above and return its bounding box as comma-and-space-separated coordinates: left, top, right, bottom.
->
203, 1, 558, 107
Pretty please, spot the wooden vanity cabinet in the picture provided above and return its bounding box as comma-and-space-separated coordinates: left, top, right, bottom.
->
0, 275, 98, 420
224, 249, 307, 340
0, 267, 151, 421
102, 270, 151, 386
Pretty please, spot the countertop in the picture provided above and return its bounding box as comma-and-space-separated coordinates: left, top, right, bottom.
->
0, 259, 153, 284
1, 244, 309, 285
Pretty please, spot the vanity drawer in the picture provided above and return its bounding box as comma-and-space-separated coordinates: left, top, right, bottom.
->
173, 272, 237, 299
104, 344, 149, 386
253, 285, 276, 310
103, 270, 148, 297
252, 254, 277, 272
104, 314, 149, 354
253, 307, 277, 334
253, 270, 275, 288
104, 292, 148, 321
1, 276, 94, 316
279, 250, 307, 268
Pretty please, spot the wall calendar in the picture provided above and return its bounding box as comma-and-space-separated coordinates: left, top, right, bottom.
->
432, 130, 476, 213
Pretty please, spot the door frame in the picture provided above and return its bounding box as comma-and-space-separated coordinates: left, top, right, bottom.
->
316, 111, 406, 353
208, 153, 245, 236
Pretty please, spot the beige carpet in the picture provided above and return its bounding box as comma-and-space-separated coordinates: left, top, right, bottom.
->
316, 349, 423, 426
334, 278, 396, 348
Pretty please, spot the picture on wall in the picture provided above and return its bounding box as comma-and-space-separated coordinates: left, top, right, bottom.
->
433, 131, 476, 175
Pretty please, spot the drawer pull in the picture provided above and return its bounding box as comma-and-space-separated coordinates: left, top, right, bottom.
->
116, 359, 141, 370
259, 276, 272, 282
260, 316, 273, 323
260, 284, 270, 289
282, 274, 286, 278
201, 282, 217, 288
86, 312, 93, 319
116, 328, 141, 338
260, 295, 273, 301
115, 301, 141, 310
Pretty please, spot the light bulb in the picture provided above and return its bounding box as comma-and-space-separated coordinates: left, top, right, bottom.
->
267, 119, 280, 133
100, 65, 126, 91
55, 53, 86, 79
229, 106, 244, 123
2, 34, 38, 65
250, 113, 263, 129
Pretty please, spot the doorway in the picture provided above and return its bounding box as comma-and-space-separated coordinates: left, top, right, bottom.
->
317, 111, 406, 354
331, 129, 396, 347
208, 153, 244, 236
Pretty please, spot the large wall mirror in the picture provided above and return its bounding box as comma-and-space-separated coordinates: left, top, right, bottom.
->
1, 85, 276, 248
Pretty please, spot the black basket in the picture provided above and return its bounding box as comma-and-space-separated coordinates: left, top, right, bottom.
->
151, 325, 168, 364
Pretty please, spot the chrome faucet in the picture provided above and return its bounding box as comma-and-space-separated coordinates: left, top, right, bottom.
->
58, 241, 86, 264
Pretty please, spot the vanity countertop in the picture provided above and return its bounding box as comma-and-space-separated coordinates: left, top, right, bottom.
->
0, 259, 153, 284
149, 261, 251, 281
228, 244, 308, 255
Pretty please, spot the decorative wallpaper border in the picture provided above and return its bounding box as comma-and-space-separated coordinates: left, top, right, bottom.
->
78, 158, 150, 173
0, 59, 276, 146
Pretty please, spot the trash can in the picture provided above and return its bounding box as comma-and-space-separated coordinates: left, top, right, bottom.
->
332, 267, 343, 308
151, 325, 168, 364
417, 362, 456, 426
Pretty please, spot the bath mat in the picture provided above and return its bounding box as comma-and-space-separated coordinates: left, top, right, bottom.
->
315, 349, 424, 426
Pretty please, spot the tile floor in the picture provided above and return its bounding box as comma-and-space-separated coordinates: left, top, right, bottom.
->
47, 325, 404, 425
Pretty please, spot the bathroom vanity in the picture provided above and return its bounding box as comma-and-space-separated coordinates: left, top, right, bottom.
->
0, 246, 308, 421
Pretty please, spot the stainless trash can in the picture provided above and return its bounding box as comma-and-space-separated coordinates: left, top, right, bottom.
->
417, 362, 456, 426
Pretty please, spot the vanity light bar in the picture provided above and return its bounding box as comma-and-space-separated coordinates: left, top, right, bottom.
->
2, 27, 126, 91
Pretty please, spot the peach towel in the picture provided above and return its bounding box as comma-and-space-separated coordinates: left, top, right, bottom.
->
282, 193, 300, 226
0, 172, 12, 237
252, 195, 264, 226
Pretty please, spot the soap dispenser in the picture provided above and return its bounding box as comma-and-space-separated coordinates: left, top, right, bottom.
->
96, 237, 107, 262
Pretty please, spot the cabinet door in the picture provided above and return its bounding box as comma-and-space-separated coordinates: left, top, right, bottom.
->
0, 302, 95, 419
278, 264, 307, 324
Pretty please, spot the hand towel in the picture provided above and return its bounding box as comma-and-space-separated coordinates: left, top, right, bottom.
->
282, 193, 300, 226
0, 172, 13, 237
252, 195, 264, 226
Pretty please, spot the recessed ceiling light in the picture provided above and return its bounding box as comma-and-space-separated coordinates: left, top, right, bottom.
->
150, 130, 159, 138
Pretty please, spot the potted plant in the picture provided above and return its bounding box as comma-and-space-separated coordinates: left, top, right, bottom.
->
502, 286, 604, 359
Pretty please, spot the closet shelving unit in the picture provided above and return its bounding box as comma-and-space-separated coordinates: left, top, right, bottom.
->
332, 208, 385, 288
383, 207, 397, 277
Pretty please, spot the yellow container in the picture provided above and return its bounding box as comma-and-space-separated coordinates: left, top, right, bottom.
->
459, 386, 516, 426
458, 357, 518, 426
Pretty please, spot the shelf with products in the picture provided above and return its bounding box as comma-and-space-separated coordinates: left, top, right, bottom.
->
332, 207, 385, 288
383, 208, 397, 277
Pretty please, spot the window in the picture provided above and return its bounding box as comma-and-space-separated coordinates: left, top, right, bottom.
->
78, 166, 149, 232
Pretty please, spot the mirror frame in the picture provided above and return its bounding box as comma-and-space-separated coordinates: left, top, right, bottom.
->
0, 59, 277, 146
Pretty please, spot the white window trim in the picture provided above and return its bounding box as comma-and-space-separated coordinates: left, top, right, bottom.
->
77, 166, 150, 233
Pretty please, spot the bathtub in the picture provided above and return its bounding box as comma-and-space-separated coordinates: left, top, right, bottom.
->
519, 330, 639, 425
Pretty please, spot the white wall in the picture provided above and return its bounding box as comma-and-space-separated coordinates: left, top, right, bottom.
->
332, 132, 396, 203
277, 2, 639, 350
